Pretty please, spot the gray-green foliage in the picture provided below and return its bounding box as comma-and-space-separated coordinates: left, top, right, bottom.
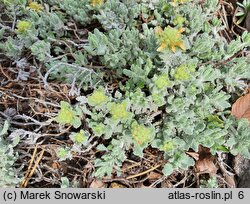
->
236, 0, 250, 24
57, 0, 250, 177
85, 27, 156, 72
51, 0, 93, 24
1, 0, 250, 179
94, 140, 126, 178
201, 176, 219, 188
95, 0, 140, 30
0, 121, 20, 187
60, 176, 79, 188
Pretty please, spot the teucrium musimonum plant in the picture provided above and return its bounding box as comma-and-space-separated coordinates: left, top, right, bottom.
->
56, 0, 250, 178
2, 0, 249, 179
0, 121, 20, 187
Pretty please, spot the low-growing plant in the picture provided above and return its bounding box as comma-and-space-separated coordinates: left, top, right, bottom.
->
56, 146, 72, 161
1, 0, 250, 180
236, 0, 250, 24
200, 176, 219, 188
54, 0, 250, 178
56, 101, 82, 128
0, 121, 20, 187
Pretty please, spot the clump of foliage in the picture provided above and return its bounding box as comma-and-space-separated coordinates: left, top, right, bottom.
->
0, 121, 20, 187
56, 146, 72, 161
236, 0, 250, 24
1, 0, 250, 180
201, 176, 219, 188
56, 101, 82, 128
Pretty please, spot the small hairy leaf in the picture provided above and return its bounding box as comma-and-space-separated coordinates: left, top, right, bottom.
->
162, 163, 174, 176
87, 88, 109, 107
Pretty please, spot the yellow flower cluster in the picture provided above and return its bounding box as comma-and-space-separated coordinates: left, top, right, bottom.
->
171, 0, 190, 7
71, 130, 87, 145
174, 64, 196, 80
109, 101, 131, 121
56, 102, 76, 125
87, 88, 108, 107
90, 0, 104, 7
154, 73, 173, 90
155, 26, 185, 53
16, 21, 32, 33
131, 122, 154, 146
27, 2, 43, 12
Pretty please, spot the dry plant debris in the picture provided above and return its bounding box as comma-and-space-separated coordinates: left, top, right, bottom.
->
231, 89, 250, 122
0, 0, 250, 188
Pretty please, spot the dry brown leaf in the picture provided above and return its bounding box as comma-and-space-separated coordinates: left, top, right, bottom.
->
147, 171, 162, 181
242, 108, 250, 121
224, 174, 236, 188
51, 162, 60, 169
231, 92, 250, 122
195, 157, 218, 175
109, 182, 127, 188
194, 145, 218, 175
186, 151, 199, 161
89, 179, 106, 188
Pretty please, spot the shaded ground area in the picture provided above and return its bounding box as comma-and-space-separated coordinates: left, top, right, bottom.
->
0, 57, 243, 188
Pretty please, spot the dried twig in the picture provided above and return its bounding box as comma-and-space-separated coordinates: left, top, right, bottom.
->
126, 164, 162, 180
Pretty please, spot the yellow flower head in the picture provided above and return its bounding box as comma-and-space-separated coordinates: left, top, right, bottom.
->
171, 0, 189, 7
155, 26, 185, 53
174, 64, 196, 81
28, 2, 43, 12
90, 0, 104, 6
16, 21, 32, 33
154, 73, 173, 90
173, 15, 186, 26
109, 101, 131, 121
162, 141, 174, 152
70, 130, 87, 145
56, 101, 75, 124
87, 88, 108, 107
131, 122, 155, 146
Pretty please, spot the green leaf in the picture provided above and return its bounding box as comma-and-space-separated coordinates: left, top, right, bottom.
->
56, 147, 72, 161
61, 177, 70, 188
87, 87, 109, 107
96, 144, 108, 151
133, 143, 144, 158
212, 145, 229, 153
108, 101, 132, 121
0, 28, 5, 40
162, 163, 174, 176
131, 121, 155, 147
71, 117, 81, 129
70, 130, 88, 145
0, 121, 9, 136
56, 101, 81, 128
30, 40, 51, 62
